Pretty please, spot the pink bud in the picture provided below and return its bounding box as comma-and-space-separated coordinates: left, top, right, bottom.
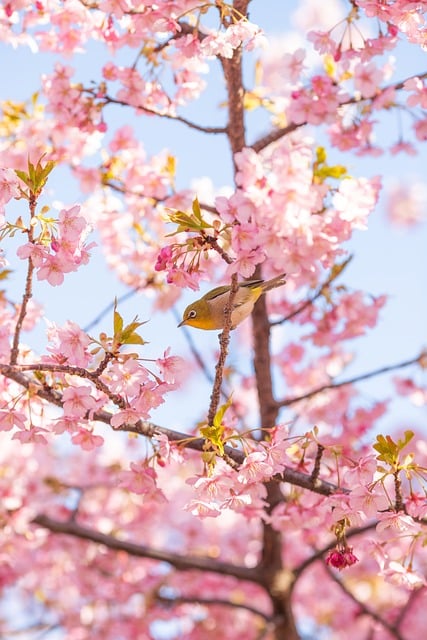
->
387, 23, 398, 37
333, 45, 342, 62
155, 246, 173, 271
325, 549, 348, 570
325, 546, 359, 570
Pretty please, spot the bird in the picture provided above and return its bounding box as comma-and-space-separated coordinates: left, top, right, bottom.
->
177, 273, 287, 330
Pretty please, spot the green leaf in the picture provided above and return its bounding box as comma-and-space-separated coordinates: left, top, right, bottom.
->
200, 395, 234, 457
0, 269, 12, 281
122, 333, 147, 346
200, 424, 225, 456
14, 156, 56, 196
192, 197, 203, 222
14, 169, 32, 189
166, 199, 212, 236
213, 395, 233, 429
398, 430, 415, 450
373, 430, 414, 468
113, 300, 123, 335
112, 301, 148, 348
316, 146, 327, 164
120, 321, 148, 345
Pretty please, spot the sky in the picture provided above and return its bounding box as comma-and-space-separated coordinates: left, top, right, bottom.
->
0, 0, 426, 436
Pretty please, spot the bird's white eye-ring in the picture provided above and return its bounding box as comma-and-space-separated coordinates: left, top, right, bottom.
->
188, 309, 197, 319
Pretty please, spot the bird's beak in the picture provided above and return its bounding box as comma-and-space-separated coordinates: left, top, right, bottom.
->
177, 319, 186, 328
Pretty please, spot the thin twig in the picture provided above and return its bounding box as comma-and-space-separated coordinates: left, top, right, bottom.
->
325, 565, 406, 640
10, 194, 37, 365
101, 94, 227, 135
7, 362, 127, 409
310, 444, 325, 487
207, 274, 238, 425
202, 234, 234, 264
292, 522, 377, 582
276, 355, 420, 409
83, 287, 139, 333
157, 594, 271, 620
271, 257, 353, 327
252, 71, 427, 153
394, 471, 404, 512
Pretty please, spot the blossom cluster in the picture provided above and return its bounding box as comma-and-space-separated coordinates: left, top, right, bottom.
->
16, 205, 95, 286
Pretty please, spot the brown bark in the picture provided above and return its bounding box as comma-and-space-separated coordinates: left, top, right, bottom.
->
219, 1, 300, 636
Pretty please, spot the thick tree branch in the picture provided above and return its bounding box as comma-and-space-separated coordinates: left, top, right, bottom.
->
217, 2, 299, 635
219, 1, 247, 160
32, 513, 261, 584
0, 362, 343, 496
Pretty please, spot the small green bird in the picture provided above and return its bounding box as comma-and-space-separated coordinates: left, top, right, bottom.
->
178, 273, 287, 330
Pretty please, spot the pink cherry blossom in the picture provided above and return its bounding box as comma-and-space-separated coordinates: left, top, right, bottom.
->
332, 175, 381, 229
381, 561, 426, 589
0, 409, 27, 432
12, 425, 48, 444
184, 499, 222, 518
354, 61, 384, 98
0, 167, 21, 212
110, 407, 139, 428
393, 377, 427, 405
376, 512, 421, 538
237, 451, 274, 484
119, 462, 166, 500
62, 385, 98, 417
45, 320, 92, 367
349, 485, 389, 518
71, 427, 104, 450
156, 348, 184, 385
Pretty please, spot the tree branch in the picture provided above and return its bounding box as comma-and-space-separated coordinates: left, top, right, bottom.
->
10, 194, 36, 365
207, 273, 238, 427
32, 513, 261, 584
325, 565, 406, 640
0, 362, 343, 496
157, 593, 271, 621
251, 71, 427, 153
101, 94, 227, 135
270, 257, 353, 327
292, 522, 377, 582
275, 355, 421, 409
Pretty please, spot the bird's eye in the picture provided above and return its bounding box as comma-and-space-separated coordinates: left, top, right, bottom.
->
188, 309, 197, 319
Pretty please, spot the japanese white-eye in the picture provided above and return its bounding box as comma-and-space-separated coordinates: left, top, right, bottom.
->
178, 273, 287, 330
